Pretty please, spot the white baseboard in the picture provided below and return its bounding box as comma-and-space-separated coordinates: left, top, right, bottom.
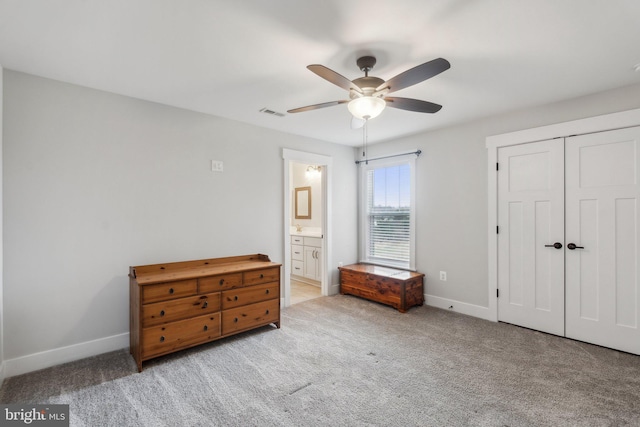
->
424, 294, 494, 321
4, 332, 129, 378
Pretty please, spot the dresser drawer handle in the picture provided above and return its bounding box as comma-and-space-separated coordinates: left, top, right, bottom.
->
260, 274, 264, 279
202, 301, 208, 309
265, 289, 270, 295
234, 296, 238, 301
160, 310, 165, 317
266, 309, 270, 315
203, 325, 208, 331
160, 336, 165, 342
169, 288, 174, 295
219, 279, 225, 286
234, 318, 238, 323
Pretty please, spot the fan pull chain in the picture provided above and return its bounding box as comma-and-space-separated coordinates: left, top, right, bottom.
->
362, 119, 369, 165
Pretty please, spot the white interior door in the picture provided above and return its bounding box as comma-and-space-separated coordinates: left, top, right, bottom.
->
565, 126, 640, 355
497, 140, 565, 335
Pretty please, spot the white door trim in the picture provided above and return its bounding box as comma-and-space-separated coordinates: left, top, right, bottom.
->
282, 148, 333, 307
486, 107, 640, 322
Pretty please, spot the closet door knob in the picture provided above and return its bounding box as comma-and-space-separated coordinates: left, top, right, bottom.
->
544, 242, 563, 249
567, 243, 584, 250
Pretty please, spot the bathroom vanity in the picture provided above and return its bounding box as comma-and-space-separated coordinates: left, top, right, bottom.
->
291, 233, 322, 284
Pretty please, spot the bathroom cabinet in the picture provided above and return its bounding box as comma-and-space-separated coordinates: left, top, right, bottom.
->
291, 235, 322, 284
303, 237, 322, 282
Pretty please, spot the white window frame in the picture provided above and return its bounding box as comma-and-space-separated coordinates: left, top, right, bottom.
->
359, 156, 416, 270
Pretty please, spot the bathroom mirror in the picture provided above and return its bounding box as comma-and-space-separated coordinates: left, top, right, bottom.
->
295, 186, 311, 219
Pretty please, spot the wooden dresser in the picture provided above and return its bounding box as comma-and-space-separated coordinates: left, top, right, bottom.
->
129, 254, 281, 371
339, 263, 424, 313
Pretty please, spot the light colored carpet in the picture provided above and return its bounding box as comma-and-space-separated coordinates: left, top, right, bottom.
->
1, 295, 639, 426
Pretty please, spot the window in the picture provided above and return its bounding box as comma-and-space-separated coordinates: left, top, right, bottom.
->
359, 157, 416, 270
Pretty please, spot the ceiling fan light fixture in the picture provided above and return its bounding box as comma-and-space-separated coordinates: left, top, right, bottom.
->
348, 96, 386, 120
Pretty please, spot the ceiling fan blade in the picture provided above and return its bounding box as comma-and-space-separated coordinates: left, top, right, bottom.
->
308, 65, 363, 93
377, 58, 450, 93
384, 97, 442, 113
287, 100, 348, 114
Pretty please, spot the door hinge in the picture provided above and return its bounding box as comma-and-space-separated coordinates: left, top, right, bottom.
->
496, 162, 499, 171
496, 226, 499, 234
497, 289, 499, 298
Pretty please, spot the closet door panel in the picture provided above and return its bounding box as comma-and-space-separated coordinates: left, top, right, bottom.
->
497, 140, 565, 336
565, 126, 640, 355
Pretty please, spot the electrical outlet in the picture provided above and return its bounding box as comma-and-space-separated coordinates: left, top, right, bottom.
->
439, 271, 447, 281
211, 160, 224, 172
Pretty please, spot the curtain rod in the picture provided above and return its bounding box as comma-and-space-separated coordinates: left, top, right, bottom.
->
355, 149, 422, 165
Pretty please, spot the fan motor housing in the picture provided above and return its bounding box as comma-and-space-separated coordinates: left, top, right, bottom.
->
351, 76, 385, 98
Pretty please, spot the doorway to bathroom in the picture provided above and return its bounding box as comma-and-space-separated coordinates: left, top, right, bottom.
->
282, 149, 332, 307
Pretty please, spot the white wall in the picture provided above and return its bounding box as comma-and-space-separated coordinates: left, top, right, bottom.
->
2, 70, 358, 375
6, 67, 640, 375
364, 82, 640, 315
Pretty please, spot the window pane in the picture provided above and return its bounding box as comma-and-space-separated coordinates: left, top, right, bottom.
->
365, 163, 411, 265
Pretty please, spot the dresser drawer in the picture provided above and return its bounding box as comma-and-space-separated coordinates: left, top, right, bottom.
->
221, 282, 278, 310
142, 313, 221, 359
142, 292, 221, 327
222, 299, 280, 335
291, 244, 304, 261
141, 279, 198, 304
244, 267, 279, 286
199, 272, 243, 293
291, 235, 304, 245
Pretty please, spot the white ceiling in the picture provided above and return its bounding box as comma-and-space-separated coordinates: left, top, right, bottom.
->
1, 0, 640, 146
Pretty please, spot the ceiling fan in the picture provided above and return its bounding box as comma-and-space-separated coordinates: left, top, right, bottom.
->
288, 55, 450, 123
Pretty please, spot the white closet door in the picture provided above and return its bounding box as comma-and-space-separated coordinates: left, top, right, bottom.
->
498, 140, 565, 335
565, 126, 640, 355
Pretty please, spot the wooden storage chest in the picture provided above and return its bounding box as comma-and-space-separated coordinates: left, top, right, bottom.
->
130, 254, 281, 371
339, 263, 424, 313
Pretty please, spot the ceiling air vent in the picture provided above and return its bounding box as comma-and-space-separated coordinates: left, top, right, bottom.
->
259, 108, 285, 117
